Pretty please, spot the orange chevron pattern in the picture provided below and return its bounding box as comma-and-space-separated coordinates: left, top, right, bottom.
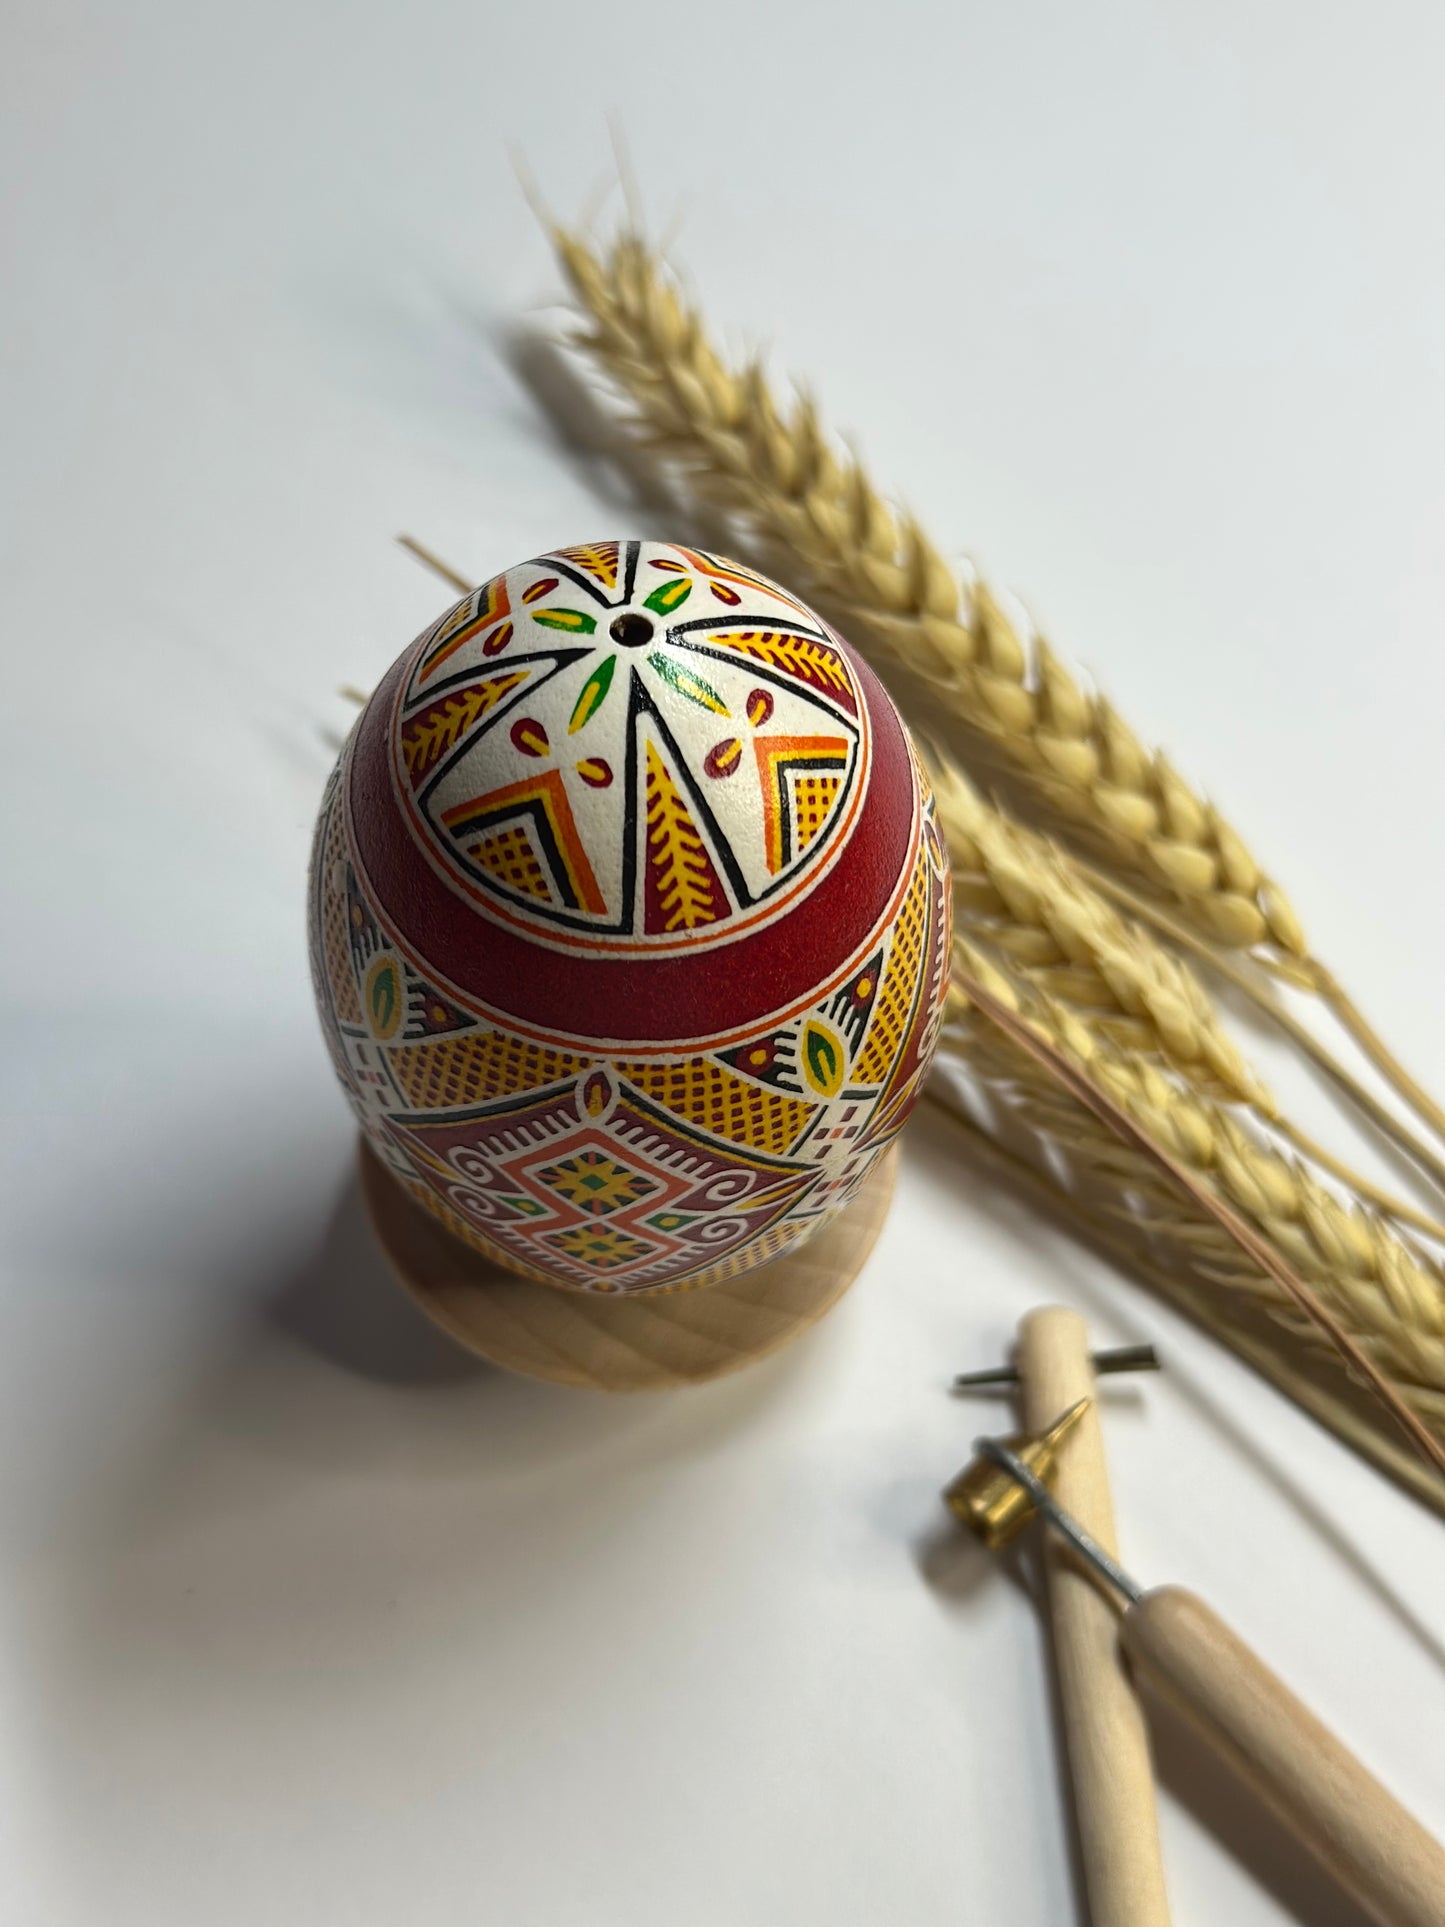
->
417, 575, 511, 684
754, 735, 850, 873
442, 768, 607, 916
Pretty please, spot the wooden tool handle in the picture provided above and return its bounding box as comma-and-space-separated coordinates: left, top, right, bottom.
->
1018, 1308, 1172, 1927
1122, 1586, 1445, 1927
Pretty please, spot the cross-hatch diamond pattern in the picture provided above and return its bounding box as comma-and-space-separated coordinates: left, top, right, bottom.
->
468, 824, 551, 900
534, 1149, 659, 1217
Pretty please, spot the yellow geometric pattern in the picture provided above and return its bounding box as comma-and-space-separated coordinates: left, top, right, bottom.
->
552, 540, 620, 590
387, 1030, 586, 1110
793, 773, 841, 853
547, 1222, 654, 1272
614, 1056, 814, 1156
535, 1150, 657, 1216
852, 855, 929, 1085
655, 1216, 812, 1293
467, 824, 552, 901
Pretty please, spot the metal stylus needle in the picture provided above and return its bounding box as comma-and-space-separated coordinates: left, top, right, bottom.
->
952, 1343, 1160, 1391
974, 1434, 1142, 1601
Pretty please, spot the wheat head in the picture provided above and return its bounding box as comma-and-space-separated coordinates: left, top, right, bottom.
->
554, 227, 1309, 966
928, 752, 1272, 1113
929, 1080, 1445, 1510
946, 944, 1445, 1403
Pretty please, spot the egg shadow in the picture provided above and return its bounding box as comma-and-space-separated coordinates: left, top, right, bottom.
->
15, 1041, 828, 1725
265, 1165, 482, 1387
20, 1111, 847, 1916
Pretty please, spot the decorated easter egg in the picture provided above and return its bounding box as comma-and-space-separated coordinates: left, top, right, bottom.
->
309, 540, 950, 1294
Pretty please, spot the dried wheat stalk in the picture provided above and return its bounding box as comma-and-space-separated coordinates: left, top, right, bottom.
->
554, 228, 1305, 963
927, 753, 1273, 1113
946, 945, 1445, 1411
934, 986, 1445, 1493
552, 223, 1445, 1164
928, 1083, 1445, 1513
929, 763, 1445, 1237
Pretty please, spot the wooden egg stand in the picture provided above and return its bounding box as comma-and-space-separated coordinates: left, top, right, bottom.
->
361, 1141, 898, 1392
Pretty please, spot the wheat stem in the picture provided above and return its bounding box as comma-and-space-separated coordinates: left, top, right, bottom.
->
927, 752, 1271, 1113
937, 995, 1445, 1425
948, 844, 1445, 1241
397, 533, 472, 595
946, 945, 1445, 1474
1271, 1118, 1445, 1247
925, 1086, 1445, 1515
927, 734, 1445, 1246
1076, 857, 1445, 1204
1312, 964, 1445, 1151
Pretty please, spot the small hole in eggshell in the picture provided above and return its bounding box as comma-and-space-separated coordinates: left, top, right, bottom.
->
610, 612, 655, 648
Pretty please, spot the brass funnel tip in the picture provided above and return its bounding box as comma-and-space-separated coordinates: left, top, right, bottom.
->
943, 1398, 1091, 1549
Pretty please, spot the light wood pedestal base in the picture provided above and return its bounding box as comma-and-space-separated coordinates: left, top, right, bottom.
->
359, 1140, 898, 1392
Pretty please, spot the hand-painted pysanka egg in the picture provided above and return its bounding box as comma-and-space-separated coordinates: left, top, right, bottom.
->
309, 540, 950, 1294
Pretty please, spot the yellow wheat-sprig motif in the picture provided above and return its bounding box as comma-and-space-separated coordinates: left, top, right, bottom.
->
722, 630, 851, 697
403, 687, 494, 775
644, 741, 720, 931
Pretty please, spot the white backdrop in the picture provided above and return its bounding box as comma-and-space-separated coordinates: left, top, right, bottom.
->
3, 4, 1443, 1922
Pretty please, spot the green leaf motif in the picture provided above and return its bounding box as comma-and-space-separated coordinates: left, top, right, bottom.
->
643, 576, 692, 616
647, 650, 729, 717
803, 1020, 844, 1097
533, 607, 597, 634
569, 654, 617, 733
371, 965, 396, 1030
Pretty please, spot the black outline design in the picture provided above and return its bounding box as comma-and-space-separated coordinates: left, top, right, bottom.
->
392, 549, 867, 942
541, 539, 642, 609
443, 782, 597, 915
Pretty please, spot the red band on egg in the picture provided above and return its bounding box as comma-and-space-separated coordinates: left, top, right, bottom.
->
346, 638, 917, 1050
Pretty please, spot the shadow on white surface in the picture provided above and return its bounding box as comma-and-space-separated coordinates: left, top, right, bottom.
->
1145, 1688, 1377, 1927
14, 1127, 843, 1914
498, 322, 703, 539
915, 1506, 1379, 1926
267, 1169, 483, 1385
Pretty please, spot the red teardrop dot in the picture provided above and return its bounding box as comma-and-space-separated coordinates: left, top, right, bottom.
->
704, 738, 743, 778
